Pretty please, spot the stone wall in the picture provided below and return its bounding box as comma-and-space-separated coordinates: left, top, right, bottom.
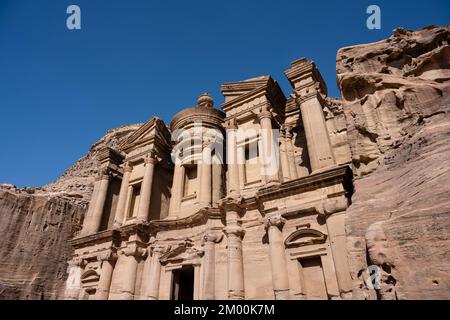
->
337, 25, 450, 299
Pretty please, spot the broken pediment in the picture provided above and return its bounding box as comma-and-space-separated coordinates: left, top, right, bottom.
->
284, 228, 327, 248
159, 240, 204, 265
118, 117, 171, 154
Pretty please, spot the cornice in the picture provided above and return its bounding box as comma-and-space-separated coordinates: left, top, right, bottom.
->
97, 147, 124, 165
70, 229, 119, 249
221, 76, 270, 94
284, 58, 328, 95
256, 165, 353, 203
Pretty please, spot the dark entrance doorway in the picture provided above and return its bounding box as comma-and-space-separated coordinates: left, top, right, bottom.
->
171, 266, 195, 300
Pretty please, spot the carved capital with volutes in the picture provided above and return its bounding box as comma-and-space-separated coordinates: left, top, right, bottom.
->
145, 151, 158, 165
224, 226, 246, 240
150, 244, 170, 256
123, 163, 133, 173
219, 196, 245, 215
225, 118, 238, 130
203, 231, 223, 244
258, 110, 272, 121
264, 214, 286, 231
120, 244, 147, 259
98, 248, 118, 263
95, 168, 111, 181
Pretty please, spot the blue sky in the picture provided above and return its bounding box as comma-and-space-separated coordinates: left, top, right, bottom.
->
0, 0, 449, 187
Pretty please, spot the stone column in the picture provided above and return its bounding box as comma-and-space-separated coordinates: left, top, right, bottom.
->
80, 180, 100, 236
284, 59, 335, 172
112, 245, 145, 300
95, 249, 117, 300
285, 126, 299, 180
114, 163, 132, 227
137, 154, 157, 221
201, 232, 223, 300
169, 162, 185, 216
258, 106, 279, 184
199, 144, 212, 206
224, 225, 246, 300
226, 121, 240, 196
212, 154, 223, 206
237, 145, 246, 188
279, 129, 291, 182
265, 215, 290, 300
144, 245, 165, 300
300, 98, 335, 172
82, 169, 110, 235
222, 198, 246, 300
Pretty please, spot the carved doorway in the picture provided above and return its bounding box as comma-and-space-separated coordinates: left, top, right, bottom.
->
299, 256, 328, 300
171, 266, 195, 300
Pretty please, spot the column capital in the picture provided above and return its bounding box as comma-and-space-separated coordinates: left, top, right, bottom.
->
150, 244, 170, 256
120, 244, 147, 259
224, 118, 238, 130
98, 248, 118, 262
257, 104, 273, 121
145, 152, 158, 165
264, 214, 286, 230
258, 111, 272, 121
95, 168, 111, 181
219, 196, 245, 214
203, 231, 223, 244
224, 226, 246, 239
123, 163, 133, 173
69, 257, 87, 268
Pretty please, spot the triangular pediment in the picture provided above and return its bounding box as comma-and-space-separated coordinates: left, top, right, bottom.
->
118, 117, 171, 153
220, 76, 286, 116
159, 240, 204, 265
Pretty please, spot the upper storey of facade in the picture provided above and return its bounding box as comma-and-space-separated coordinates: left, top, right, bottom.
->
77, 57, 352, 236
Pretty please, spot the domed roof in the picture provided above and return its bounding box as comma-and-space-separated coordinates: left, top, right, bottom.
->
170, 93, 225, 131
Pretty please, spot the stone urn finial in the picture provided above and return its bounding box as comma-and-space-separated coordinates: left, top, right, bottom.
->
197, 92, 214, 108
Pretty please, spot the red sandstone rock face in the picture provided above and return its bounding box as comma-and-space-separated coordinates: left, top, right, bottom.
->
337, 25, 450, 299
0, 124, 139, 299
0, 191, 84, 299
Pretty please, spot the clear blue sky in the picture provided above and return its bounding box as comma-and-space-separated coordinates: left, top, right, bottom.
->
0, 0, 449, 187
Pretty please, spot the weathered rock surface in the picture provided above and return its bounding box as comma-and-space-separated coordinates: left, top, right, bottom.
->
0, 124, 139, 299
337, 25, 450, 299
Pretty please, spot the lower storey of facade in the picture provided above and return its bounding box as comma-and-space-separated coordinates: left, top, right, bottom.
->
65, 166, 353, 300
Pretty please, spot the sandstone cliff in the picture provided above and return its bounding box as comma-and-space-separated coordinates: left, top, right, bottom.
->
337, 25, 450, 299
0, 124, 139, 299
